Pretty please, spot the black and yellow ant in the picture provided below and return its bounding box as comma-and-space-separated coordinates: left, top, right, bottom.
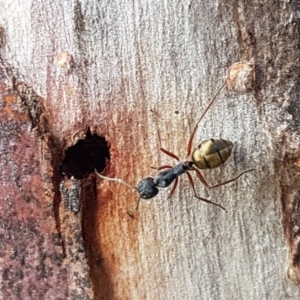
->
95, 82, 253, 216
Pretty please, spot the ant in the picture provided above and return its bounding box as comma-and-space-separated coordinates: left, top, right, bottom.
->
95, 82, 253, 216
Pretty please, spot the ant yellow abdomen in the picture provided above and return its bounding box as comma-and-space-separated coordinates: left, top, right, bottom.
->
192, 139, 233, 169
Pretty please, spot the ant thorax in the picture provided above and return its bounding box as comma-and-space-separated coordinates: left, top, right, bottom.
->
154, 163, 190, 188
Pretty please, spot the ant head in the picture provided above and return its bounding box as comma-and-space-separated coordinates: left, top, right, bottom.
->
127, 177, 159, 218
94, 170, 159, 217
137, 177, 159, 199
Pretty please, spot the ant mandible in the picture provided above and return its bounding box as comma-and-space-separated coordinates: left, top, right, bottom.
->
95, 81, 253, 216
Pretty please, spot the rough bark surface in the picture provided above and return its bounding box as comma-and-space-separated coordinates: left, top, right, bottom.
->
1, 1, 300, 299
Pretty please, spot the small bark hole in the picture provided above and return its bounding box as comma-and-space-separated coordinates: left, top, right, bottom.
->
60, 129, 110, 179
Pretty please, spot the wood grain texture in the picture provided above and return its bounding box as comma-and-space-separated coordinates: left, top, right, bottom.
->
1, 0, 300, 299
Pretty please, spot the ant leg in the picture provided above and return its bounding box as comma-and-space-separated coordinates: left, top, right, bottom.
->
150, 165, 173, 171
189, 167, 210, 188
185, 172, 226, 211
167, 177, 179, 199
208, 169, 254, 189
160, 148, 180, 161
151, 109, 180, 161
186, 82, 226, 158
191, 167, 254, 189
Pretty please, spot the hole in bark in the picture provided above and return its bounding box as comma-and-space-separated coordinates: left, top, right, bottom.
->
55, 129, 113, 298
60, 129, 110, 179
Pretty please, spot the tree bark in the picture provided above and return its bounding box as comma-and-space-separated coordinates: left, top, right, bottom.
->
0, 1, 300, 299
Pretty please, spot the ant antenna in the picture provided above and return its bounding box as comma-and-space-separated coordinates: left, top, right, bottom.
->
94, 169, 141, 218
127, 197, 142, 219
135, 197, 141, 210
94, 169, 137, 190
